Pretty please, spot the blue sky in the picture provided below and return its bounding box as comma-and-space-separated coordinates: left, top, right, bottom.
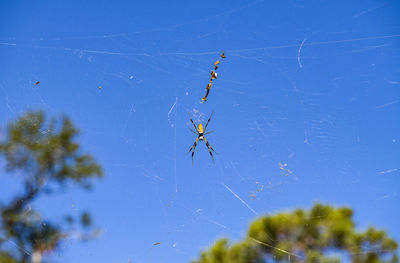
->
0, 0, 399, 262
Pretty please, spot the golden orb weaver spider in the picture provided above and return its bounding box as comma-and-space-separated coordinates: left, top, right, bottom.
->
188, 112, 216, 164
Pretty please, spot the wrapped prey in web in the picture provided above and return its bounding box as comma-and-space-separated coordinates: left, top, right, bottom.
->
202, 82, 212, 102
214, 60, 220, 70
201, 52, 225, 102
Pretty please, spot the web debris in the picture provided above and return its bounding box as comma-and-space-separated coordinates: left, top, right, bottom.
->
168, 97, 179, 193
376, 100, 398, 109
221, 182, 258, 215
168, 97, 178, 127
279, 162, 295, 177
377, 168, 398, 175
297, 38, 306, 68
249, 182, 264, 200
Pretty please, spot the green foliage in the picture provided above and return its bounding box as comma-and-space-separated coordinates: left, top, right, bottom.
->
80, 212, 92, 228
192, 204, 398, 263
0, 111, 102, 188
0, 111, 103, 263
192, 239, 263, 263
0, 252, 19, 263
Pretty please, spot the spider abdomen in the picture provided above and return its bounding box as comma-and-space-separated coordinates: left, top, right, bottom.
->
198, 124, 204, 134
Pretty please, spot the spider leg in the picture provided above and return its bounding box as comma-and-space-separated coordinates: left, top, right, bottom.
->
188, 137, 199, 164
204, 111, 214, 132
203, 137, 216, 163
188, 137, 199, 153
204, 138, 216, 153
204, 130, 215, 135
188, 127, 198, 135
189, 117, 198, 131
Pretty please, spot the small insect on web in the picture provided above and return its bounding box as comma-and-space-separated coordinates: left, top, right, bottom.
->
188, 111, 216, 164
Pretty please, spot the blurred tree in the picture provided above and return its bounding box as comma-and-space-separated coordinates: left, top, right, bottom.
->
0, 111, 103, 263
192, 204, 398, 263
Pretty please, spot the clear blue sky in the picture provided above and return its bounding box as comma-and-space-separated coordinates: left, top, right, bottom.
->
0, 0, 399, 262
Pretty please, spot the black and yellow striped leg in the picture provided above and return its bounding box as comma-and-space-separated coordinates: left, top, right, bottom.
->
203, 137, 215, 163
204, 111, 214, 131
189, 118, 197, 131
188, 138, 199, 164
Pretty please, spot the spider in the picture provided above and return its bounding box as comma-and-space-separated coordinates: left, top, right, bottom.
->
188, 112, 216, 164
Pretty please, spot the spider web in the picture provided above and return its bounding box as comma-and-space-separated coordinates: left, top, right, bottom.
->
0, 1, 399, 262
